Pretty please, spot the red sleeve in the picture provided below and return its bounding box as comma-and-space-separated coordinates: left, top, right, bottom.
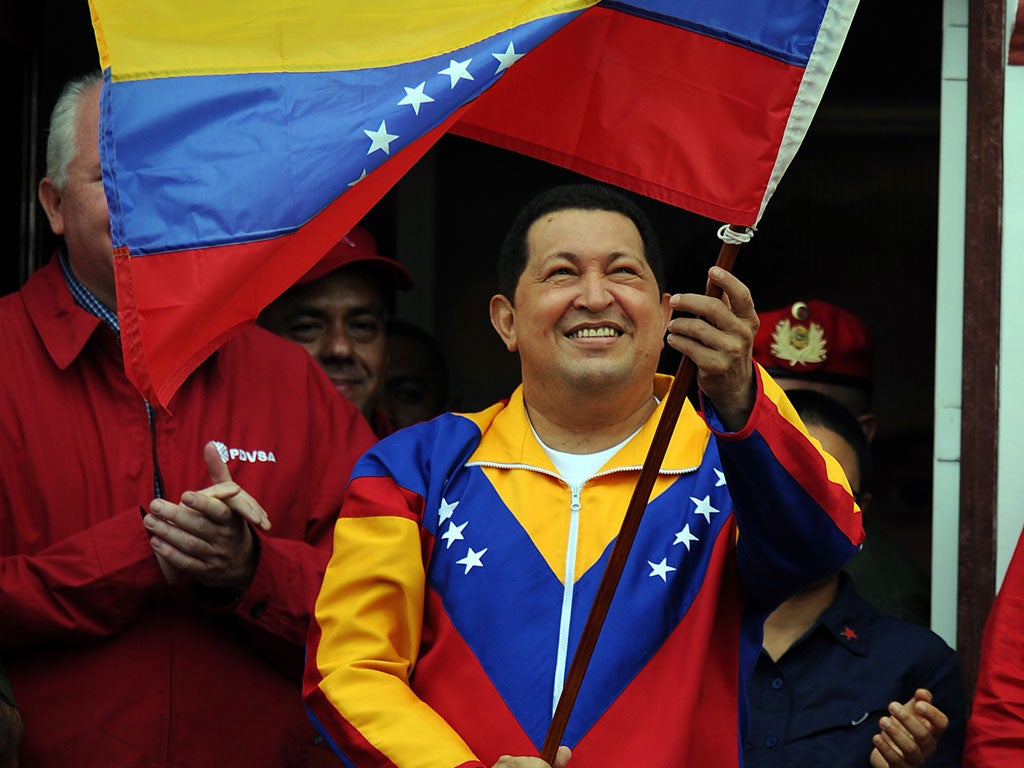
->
964, 528, 1024, 766
701, 366, 864, 608
0, 507, 166, 650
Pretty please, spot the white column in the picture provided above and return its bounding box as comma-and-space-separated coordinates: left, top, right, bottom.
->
932, 0, 969, 646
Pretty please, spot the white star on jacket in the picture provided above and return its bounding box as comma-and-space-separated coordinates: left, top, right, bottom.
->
441, 520, 468, 549
690, 495, 720, 524
648, 558, 677, 582
457, 547, 487, 574
673, 524, 699, 551
439, 498, 459, 524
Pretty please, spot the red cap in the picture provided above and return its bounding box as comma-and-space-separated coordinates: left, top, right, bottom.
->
297, 226, 414, 290
753, 300, 874, 392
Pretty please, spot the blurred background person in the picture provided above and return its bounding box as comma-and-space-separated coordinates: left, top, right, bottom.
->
381, 318, 451, 430
259, 226, 414, 436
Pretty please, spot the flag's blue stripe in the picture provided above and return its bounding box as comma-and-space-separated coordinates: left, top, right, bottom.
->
604, 0, 828, 66
101, 13, 578, 257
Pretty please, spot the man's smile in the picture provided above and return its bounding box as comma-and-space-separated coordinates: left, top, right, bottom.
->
566, 326, 622, 339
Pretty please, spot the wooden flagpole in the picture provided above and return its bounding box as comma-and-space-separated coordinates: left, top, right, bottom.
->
539, 226, 750, 764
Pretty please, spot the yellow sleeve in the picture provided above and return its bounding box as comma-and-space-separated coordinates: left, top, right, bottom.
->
305, 478, 484, 768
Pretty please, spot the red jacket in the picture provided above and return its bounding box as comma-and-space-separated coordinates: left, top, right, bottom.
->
0, 257, 376, 767
964, 527, 1024, 767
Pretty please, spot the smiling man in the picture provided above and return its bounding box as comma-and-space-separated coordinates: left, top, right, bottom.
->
258, 226, 414, 435
304, 184, 865, 768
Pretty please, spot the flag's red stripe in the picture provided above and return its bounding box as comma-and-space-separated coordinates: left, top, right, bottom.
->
118, 112, 464, 408
454, 6, 804, 225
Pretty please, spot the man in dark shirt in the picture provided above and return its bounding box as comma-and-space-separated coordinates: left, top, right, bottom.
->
745, 390, 964, 768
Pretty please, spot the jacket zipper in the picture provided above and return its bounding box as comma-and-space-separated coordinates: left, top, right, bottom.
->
552, 482, 583, 713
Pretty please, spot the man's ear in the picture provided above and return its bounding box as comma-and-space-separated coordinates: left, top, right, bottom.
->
857, 413, 878, 443
660, 292, 673, 328
489, 294, 518, 352
38, 177, 65, 236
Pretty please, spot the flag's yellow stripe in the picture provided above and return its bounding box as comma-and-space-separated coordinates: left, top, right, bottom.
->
89, 0, 594, 79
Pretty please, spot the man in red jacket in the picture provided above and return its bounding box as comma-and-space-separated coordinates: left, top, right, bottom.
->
0, 71, 377, 767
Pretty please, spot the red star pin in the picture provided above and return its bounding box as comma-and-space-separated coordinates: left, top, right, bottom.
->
841, 626, 858, 640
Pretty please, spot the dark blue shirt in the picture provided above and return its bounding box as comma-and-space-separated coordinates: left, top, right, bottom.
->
745, 572, 965, 767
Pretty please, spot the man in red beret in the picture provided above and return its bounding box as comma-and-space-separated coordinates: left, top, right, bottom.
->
753, 299, 930, 627
752, 299, 877, 441
259, 226, 414, 437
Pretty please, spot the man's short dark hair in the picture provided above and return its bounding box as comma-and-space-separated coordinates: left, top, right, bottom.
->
497, 183, 665, 300
786, 389, 873, 495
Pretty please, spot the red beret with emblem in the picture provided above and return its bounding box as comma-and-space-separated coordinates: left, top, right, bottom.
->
753, 300, 874, 393
296, 226, 414, 289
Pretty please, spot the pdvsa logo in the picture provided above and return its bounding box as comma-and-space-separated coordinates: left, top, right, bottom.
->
211, 441, 277, 464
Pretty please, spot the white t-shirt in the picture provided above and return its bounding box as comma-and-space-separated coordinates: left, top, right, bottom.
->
534, 426, 640, 488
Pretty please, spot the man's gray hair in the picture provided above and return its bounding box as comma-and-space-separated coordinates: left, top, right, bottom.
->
45, 70, 103, 189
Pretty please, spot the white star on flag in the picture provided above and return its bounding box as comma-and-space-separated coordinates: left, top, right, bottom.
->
492, 42, 524, 73
673, 524, 699, 551
691, 495, 720, 524
438, 58, 474, 89
438, 498, 459, 524
364, 120, 398, 155
347, 169, 367, 187
648, 558, 677, 582
398, 82, 434, 115
714, 468, 727, 487
441, 520, 468, 549
457, 547, 487, 574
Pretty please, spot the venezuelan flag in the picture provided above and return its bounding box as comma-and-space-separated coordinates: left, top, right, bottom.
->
457, 0, 859, 223
89, 0, 858, 408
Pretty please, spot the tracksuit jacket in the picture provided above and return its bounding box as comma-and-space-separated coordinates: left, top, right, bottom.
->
0, 256, 376, 767
305, 372, 864, 768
